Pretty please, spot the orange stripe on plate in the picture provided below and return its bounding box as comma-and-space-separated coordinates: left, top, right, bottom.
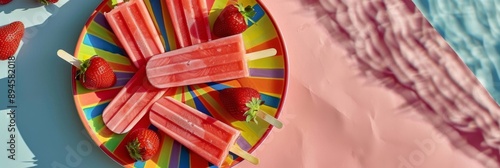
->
109, 62, 138, 72
97, 126, 116, 139
162, 87, 179, 97
217, 80, 242, 88
77, 88, 122, 107
124, 164, 135, 168
246, 37, 283, 56
240, 78, 284, 95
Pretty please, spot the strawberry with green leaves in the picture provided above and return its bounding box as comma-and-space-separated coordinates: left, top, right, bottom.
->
0, 21, 24, 60
126, 128, 160, 161
76, 56, 117, 90
219, 87, 264, 123
213, 3, 256, 38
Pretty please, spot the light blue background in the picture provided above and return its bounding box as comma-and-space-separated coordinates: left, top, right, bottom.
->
0, 0, 498, 167
0, 0, 120, 167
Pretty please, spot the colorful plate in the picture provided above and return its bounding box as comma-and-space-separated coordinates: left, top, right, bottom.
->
72, 0, 288, 167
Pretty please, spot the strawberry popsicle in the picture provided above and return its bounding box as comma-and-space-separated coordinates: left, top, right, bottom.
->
150, 97, 258, 166
105, 0, 165, 68
102, 68, 166, 134
145, 34, 277, 89
166, 0, 212, 47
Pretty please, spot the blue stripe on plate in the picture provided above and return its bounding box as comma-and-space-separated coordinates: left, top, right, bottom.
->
83, 102, 109, 120
83, 34, 127, 56
248, 4, 265, 27
260, 94, 280, 108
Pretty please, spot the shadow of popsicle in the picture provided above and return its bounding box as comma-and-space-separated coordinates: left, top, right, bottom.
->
299, 0, 500, 167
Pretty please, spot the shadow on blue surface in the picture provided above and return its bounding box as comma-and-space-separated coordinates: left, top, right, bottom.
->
0, 1, 44, 15
0, 77, 6, 110
2, 0, 121, 167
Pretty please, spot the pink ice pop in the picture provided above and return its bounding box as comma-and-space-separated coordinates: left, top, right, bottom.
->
104, 0, 165, 68
150, 97, 258, 166
146, 34, 247, 89
102, 68, 166, 134
166, 0, 212, 48
145, 34, 277, 89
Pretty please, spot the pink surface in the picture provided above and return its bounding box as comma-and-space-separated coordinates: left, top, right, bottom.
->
235, 0, 498, 167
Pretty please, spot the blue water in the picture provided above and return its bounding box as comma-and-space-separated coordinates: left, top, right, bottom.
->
414, 0, 500, 104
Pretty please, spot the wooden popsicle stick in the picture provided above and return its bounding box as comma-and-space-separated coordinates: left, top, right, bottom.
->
229, 145, 259, 165
256, 110, 283, 129
57, 49, 81, 69
245, 48, 277, 61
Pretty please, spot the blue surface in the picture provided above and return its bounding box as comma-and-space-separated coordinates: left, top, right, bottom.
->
0, 0, 120, 167
413, 0, 500, 103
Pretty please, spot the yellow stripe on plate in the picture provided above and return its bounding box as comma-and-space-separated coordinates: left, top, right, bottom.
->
243, 14, 278, 49
80, 100, 112, 110
79, 45, 132, 65
162, 0, 178, 51
88, 116, 112, 143
208, 0, 229, 28
260, 91, 282, 98
156, 136, 174, 168
238, 0, 257, 7
184, 86, 196, 108
247, 55, 284, 69
261, 105, 278, 117
173, 87, 184, 100
86, 21, 117, 45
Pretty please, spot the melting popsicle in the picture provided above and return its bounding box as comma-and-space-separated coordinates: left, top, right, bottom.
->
104, 0, 165, 68
150, 97, 259, 166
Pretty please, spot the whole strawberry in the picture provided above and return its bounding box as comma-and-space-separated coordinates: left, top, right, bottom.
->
213, 4, 256, 38
0, 0, 12, 5
0, 21, 24, 60
77, 56, 116, 90
126, 128, 160, 161
219, 87, 263, 123
39, 0, 58, 5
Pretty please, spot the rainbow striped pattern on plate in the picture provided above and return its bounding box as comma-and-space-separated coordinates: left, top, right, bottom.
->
72, 0, 288, 167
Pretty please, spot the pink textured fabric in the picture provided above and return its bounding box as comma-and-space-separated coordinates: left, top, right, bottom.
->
306, 0, 500, 166
235, 0, 500, 167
